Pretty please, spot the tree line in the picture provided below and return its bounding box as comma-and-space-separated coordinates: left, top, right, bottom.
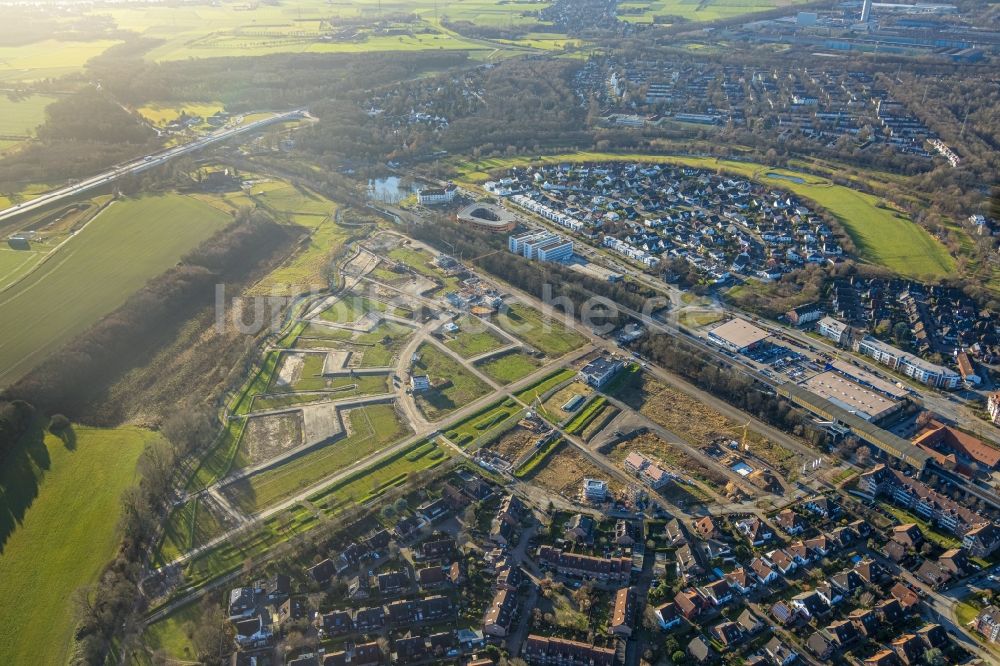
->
405, 217, 655, 326
0, 400, 34, 464
3, 209, 301, 420
0, 87, 159, 192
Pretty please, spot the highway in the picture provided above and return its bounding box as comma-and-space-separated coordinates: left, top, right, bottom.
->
0, 109, 304, 226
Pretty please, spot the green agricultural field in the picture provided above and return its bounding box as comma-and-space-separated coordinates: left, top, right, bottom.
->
444, 316, 508, 358
137, 101, 225, 126
413, 342, 493, 420
0, 94, 56, 152
225, 403, 412, 512
0, 39, 122, 81
451, 151, 954, 280
618, 0, 811, 23
0, 194, 231, 388
0, 423, 151, 666
491, 302, 587, 356
247, 215, 348, 295
477, 349, 543, 384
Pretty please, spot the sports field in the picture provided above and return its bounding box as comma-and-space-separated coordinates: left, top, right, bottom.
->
0, 194, 231, 387
452, 151, 954, 279
0, 423, 151, 666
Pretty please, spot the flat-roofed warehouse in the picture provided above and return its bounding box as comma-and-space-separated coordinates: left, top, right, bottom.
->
800, 371, 902, 423
707, 318, 771, 353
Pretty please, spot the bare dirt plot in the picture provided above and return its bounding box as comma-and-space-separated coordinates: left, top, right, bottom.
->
274, 352, 305, 387
639, 384, 801, 480
486, 426, 538, 462
301, 401, 349, 444
240, 413, 304, 467
605, 432, 728, 493
530, 444, 618, 500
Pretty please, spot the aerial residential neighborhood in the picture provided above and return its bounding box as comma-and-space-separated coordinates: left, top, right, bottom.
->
0, 0, 998, 664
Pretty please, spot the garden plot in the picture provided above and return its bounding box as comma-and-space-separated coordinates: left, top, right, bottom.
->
476, 349, 542, 384
239, 413, 304, 467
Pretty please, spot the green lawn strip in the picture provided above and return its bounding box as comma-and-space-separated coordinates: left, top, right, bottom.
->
881, 503, 962, 549
444, 397, 521, 447
412, 342, 492, 421
140, 598, 202, 663
513, 437, 564, 479
491, 303, 586, 356
172, 439, 454, 598
308, 439, 453, 511
155, 496, 227, 565
565, 396, 607, 435
476, 350, 543, 384
955, 600, 981, 630
0, 424, 150, 666
251, 392, 330, 412
187, 418, 247, 492
514, 367, 577, 404
231, 349, 283, 416
318, 297, 368, 324
0, 193, 230, 387
600, 362, 640, 397
225, 404, 411, 513
450, 151, 953, 280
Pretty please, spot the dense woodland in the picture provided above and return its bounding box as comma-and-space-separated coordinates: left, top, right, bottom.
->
86, 39, 469, 111
0, 88, 159, 192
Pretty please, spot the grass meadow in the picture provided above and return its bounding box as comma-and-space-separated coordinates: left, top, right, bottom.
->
477, 349, 543, 384
491, 302, 588, 356
0, 94, 56, 152
0, 423, 152, 666
618, 0, 811, 23
0, 194, 230, 388
413, 342, 493, 421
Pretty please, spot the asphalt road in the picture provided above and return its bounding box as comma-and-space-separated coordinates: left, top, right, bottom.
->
0, 109, 304, 226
